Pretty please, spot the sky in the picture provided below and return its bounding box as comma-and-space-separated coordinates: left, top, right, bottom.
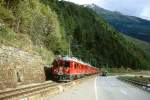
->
65, 0, 150, 20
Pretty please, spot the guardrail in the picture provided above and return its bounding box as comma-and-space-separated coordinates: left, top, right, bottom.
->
118, 77, 150, 92
0, 74, 98, 100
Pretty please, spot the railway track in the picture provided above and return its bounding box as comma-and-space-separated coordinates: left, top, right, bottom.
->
0, 74, 98, 100
118, 76, 150, 92
0, 81, 59, 99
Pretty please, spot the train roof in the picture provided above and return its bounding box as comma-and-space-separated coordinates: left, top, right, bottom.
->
56, 56, 92, 66
63, 56, 85, 64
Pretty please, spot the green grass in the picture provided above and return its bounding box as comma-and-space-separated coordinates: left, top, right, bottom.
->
0, 25, 33, 51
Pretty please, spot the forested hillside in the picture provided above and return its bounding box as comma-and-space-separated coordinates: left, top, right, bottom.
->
0, 0, 68, 64
0, 0, 149, 69
88, 4, 150, 43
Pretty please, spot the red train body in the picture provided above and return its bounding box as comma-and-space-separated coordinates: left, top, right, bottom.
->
50, 56, 98, 81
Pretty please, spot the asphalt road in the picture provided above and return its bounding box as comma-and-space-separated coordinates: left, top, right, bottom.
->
46, 76, 150, 100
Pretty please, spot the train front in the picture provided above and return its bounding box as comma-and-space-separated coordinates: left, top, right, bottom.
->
50, 57, 71, 81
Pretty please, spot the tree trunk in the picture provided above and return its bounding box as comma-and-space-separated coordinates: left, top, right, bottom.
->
16, 17, 20, 33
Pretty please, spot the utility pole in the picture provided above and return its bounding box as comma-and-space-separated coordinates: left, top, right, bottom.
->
68, 36, 73, 57
68, 38, 71, 57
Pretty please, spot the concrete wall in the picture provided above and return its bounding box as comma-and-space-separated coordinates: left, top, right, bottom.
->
0, 45, 45, 90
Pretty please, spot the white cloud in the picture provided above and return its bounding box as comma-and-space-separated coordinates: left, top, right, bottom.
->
65, 0, 97, 5
65, 0, 150, 20
140, 7, 150, 20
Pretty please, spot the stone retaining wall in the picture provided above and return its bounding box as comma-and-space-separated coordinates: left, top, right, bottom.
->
0, 45, 45, 90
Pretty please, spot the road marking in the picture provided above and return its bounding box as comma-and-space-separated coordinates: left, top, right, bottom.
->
58, 85, 63, 92
110, 82, 115, 86
94, 77, 98, 100
120, 89, 128, 95
72, 82, 76, 86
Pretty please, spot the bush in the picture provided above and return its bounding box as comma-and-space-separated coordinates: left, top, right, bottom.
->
34, 47, 55, 64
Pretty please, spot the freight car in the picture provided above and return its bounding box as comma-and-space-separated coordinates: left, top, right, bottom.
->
50, 56, 98, 81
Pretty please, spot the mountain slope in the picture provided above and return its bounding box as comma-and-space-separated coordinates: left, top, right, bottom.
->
0, 0, 149, 69
41, 0, 149, 69
0, 0, 68, 64
124, 35, 150, 62
88, 4, 150, 43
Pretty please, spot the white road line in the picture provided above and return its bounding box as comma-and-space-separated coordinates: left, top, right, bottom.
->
120, 89, 128, 95
94, 77, 98, 100
58, 85, 63, 92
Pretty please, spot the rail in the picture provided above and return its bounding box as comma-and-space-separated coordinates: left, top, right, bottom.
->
118, 77, 150, 91
0, 81, 59, 99
0, 74, 98, 100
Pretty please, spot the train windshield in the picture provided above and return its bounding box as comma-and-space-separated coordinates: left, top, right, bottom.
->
64, 61, 70, 67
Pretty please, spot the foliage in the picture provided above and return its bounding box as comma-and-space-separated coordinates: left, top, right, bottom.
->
41, 0, 149, 69
0, 0, 68, 64
0, 24, 33, 51
89, 4, 150, 43
34, 47, 55, 64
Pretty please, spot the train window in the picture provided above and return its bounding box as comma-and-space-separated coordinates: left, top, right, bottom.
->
74, 63, 77, 69
75, 63, 78, 69
64, 61, 70, 67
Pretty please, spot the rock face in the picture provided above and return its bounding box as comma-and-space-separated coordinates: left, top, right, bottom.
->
0, 45, 45, 90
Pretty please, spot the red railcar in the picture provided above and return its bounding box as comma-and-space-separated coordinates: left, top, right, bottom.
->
50, 56, 98, 81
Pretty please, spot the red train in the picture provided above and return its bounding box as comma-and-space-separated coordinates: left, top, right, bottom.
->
50, 56, 98, 81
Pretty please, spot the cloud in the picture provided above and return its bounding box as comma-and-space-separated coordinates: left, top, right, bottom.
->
96, 0, 150, 19
140, 7, 150, 20
65, 0, 150, 20
64, 0, 97, 5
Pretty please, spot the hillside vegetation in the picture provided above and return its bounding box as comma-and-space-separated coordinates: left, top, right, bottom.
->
0, 0, 68, 64
88, 4, 150, 43
124, 35, 150, 63
0, 0, 149, 69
